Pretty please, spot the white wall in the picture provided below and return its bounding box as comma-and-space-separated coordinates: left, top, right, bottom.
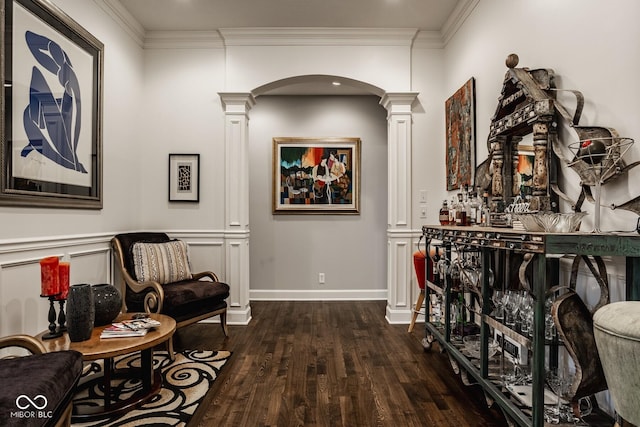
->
138, 47, 227, 231
0, 0, 144, 336
0, 0, 145, 239
248, 96, 388, 299
442, 0, 640, 233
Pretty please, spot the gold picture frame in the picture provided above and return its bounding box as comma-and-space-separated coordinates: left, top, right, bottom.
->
272, 137, 361, 214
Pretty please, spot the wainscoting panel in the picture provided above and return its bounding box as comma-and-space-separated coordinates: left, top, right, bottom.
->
0, 233, 113, 337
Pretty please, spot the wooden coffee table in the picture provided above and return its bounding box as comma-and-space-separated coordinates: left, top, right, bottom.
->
36, 313, 176, 422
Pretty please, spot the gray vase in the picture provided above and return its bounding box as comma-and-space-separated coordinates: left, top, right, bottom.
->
67, 284, 95, 342
92, 283, 122, 326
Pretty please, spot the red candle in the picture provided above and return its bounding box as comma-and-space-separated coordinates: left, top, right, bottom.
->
57, 261, 70, 300
40, 256, 60, 297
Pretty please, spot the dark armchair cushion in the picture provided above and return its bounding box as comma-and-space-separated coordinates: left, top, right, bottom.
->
0, 350, 83, 427
127, 279, 230, 323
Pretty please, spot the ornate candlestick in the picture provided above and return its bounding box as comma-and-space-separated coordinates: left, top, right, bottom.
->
41, 295, 63, 339
57, 299, 67, 332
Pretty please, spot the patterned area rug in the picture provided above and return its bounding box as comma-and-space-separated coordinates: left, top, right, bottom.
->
72, 350, 231, 427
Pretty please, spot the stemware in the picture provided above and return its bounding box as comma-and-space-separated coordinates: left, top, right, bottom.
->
492, 290, 504, 321
545, 369, 575, 424
504, 290, 521, 328
518, 292, 533, 335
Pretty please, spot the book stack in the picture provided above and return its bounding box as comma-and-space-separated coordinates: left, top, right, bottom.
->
100, 317, 161, 339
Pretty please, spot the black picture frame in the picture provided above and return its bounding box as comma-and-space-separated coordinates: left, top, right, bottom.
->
168, 153, 200, 202
1, 0, 103, 209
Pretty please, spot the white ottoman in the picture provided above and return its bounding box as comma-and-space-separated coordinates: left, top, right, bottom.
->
593, 301, 640, 426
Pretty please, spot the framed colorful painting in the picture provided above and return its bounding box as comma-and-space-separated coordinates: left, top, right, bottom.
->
168, 154, 200, 202
445, 77, 476, 191
1, 0, 104, 208
516, 146, 535, 199
272, 137, 360, 214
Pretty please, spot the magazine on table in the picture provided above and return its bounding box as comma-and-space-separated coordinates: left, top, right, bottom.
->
100, 317, 161, 339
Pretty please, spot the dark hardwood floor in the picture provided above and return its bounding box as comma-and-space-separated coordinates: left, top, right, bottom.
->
173, 301, 508, 427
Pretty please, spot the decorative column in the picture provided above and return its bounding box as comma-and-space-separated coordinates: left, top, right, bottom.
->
380, 92, 418, 324
219, 92, 255, 325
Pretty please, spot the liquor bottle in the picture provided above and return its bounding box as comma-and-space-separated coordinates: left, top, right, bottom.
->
469, 190, 480, 226
462, 185, 472, 226
449, 197, 457, 225
455, 193, 466, 226
480, 191, 491, 227
438, 200, 450, 225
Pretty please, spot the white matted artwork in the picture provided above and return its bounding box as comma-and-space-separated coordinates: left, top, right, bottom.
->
169, 154, 199, 202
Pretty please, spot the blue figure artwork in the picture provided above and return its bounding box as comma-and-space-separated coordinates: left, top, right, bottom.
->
21, 30, 87, 173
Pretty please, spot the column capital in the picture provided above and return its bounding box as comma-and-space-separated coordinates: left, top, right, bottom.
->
380, 92, 419, 115
219, 92, 256, 114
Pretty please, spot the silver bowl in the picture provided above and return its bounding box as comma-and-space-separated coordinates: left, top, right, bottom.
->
512, 212, 587, 233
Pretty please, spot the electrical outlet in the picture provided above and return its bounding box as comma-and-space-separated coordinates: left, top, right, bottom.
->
318, 273, 325, 284
420, 206, 427, 218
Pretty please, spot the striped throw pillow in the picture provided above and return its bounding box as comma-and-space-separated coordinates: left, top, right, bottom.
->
132, 240, 192, 284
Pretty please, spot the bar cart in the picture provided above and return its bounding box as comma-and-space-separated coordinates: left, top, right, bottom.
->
421, 225, 640, 427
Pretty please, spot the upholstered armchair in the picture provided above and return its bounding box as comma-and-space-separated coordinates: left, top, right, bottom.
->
111, 232, 230, 357
0, 335, 83, 427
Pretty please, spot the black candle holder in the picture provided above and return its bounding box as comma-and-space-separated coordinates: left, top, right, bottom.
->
41, 295, 63, 340
57, 299, 67, 332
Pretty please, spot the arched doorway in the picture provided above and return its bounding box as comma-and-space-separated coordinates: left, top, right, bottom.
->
219, 76, 418, 325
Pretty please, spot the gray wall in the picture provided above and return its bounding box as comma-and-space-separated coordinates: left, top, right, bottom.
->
248, 96, 388, 298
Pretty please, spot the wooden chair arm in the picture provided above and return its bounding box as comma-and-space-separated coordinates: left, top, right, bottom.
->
192, 271, 219, 282
112, 237, 165, 314
0, 334, 46, 356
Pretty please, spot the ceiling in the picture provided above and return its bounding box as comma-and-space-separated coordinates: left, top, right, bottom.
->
115, 0, 465, 95
117, 0, 463, 32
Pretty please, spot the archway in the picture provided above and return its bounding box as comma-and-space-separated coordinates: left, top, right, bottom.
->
219, 75, 418, 325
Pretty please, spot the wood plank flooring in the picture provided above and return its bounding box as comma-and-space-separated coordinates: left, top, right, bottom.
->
173, 301, 508, 427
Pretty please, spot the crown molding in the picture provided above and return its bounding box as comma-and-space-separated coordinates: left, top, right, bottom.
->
412, 30, 445, 49
95, 0, 145, 47
218, 27, 418, 47
441, 0, 480, 46
144, 30, 224, 49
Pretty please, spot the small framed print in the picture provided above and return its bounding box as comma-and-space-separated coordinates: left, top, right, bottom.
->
168, 154, 199, 202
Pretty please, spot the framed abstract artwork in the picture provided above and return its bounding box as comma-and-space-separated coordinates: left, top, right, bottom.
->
168, 154, 200, 202
272, 137, 360, 214
445, 77, 476, 191
1, 0, 104, 208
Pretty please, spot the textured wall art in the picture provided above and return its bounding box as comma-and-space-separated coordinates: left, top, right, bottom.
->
445, 77, 476, 191
272, 137, 360, 214
169, 154, 200, 202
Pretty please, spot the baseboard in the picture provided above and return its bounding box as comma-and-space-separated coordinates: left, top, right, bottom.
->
250, 289, 387, 301
385, 305, 413, 324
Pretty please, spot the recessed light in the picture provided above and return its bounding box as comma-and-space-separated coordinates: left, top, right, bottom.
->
332, 81, 341, 86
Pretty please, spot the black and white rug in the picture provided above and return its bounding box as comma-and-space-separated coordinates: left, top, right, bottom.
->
72, 350, 231, 427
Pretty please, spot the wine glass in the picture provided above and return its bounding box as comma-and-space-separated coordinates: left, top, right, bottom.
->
504, 290, 520, 328
491, 290, 504, 321
546, 368, 574, 423
518, 292, 533, 335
